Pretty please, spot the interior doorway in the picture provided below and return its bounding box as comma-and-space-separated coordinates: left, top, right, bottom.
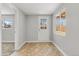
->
1, 14, 15, 56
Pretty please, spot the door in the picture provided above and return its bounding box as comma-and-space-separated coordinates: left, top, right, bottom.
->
38, 16, 50, 41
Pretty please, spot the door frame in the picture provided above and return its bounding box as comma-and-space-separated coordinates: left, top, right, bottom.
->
0, 13, 16, 56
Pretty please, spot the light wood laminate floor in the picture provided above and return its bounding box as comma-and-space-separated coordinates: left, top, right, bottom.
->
2, 42, 15, 56
15, 42, 63, 56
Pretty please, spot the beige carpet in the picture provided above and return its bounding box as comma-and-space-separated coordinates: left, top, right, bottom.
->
16, 42, 63, 56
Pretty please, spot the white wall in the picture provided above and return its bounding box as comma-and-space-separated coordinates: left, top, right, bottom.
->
0, 22, 1, 55
15, 8, 26, 50
25, 15, 51, 42
25, 15, 38, 41
52, 3, 79, 56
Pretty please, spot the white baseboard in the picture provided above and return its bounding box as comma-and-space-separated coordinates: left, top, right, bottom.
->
2, 41, 15, 43
10, 52, 17, 56
52, 41, 67, 56
15, 41, 26, 50
25, 40, 52, 42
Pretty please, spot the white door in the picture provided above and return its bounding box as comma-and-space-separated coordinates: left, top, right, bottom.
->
38, 16, 50, 42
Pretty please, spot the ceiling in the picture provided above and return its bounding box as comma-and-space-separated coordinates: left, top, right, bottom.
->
14, 3, 60, 15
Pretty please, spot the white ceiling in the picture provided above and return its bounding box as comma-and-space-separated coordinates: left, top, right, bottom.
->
14, 3, 60, 15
